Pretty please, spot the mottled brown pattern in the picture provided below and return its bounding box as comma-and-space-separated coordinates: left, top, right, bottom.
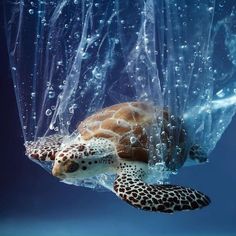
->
131, 147, 148, 163
77, 102, 154, 163
132, 125, 148, 146
119, 135, 132, 146
108, 103, 130, 111
77, 102, 186, 167
85, 111, 115, 123
85, 121, 101, 131
131, 102, 154, 112
79, 128, 94, 140
131, 109, 146, 123
116, 144, 132, 159
93, 130, 119, 140
113, 107, 136, 122
101, 118, 131, 134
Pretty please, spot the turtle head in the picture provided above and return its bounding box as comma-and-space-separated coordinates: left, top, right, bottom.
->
25, 134, 63, 162
52, 138, 116, 180
52, 142, 95, 179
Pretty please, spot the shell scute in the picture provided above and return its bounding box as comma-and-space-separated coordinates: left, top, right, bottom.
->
85, 110, 115, 123
101, 118, 131, 134
113, 107, 136, 122
77, 102, 184, 164
93, 130, 119, 140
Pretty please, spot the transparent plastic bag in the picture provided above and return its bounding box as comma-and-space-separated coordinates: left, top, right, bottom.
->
5, 0, 236, 190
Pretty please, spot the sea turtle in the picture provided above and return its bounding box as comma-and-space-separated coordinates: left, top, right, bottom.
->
26, 102, 210, 213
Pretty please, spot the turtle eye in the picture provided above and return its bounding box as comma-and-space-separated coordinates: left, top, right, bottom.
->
64, 160, 79, 173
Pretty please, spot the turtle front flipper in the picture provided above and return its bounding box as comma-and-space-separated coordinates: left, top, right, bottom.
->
114, 163, 210, 213
25, 134, 63, 162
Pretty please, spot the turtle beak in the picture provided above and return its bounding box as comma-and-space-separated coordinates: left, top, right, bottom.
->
52, 165, 66, 179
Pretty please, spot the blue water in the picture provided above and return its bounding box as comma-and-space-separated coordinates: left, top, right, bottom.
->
1, 0, 236, 235
1, 77, 236, 235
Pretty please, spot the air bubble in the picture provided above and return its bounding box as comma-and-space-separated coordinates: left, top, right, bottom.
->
130, 136, 137, 144
216, 89, 225, 98
69, 104, 78, 114
140, 55, 145, 60
31, 92, 36, 98
57, 61, 63, 66
48, 90, 55, 99
49, 124, 54, 130
28, 9, 34, 15
161, 131, 166, 136
208, 7, 214, 12
45, 109, 52, 116
92, 67, 103, 79
58, 85, 64, 90
114, 38, 119, 44
175, 66, 180, 72
69, 107, 74, 114
180, 44, 187, 49
81, 52, 89, 59
74, 32, 80, 39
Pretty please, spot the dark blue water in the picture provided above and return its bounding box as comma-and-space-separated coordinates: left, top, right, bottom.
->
1, 47, 236, 236
1, 1, 236, 236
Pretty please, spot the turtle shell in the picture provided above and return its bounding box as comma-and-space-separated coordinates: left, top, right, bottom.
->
77, 102, 186, 167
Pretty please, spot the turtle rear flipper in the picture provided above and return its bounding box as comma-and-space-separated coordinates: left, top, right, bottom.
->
188, 144, 208, 163
114, 163, 210, 213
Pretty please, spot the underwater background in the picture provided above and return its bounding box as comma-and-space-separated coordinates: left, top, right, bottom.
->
1, 0, 236, 236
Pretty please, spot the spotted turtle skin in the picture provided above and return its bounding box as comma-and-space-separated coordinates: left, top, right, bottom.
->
25, 101, 210, 213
